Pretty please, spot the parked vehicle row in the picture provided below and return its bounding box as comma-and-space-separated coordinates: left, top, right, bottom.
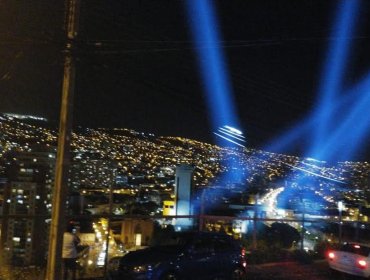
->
106, 232, 370, 280
107, 231, 247, 280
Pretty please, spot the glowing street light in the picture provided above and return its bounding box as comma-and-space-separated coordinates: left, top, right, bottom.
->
338, 200, 345, 244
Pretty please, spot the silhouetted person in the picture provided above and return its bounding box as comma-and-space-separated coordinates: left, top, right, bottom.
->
62, 223, 80, 280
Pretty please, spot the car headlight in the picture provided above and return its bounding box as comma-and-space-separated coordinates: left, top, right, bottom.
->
132, 265, 153, 273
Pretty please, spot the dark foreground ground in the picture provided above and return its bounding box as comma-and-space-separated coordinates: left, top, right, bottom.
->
84, 260, 366, 280
248, 260, 365, 280
1, 261, 367, 280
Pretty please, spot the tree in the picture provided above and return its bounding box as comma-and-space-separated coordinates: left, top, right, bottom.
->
266, 222, 300, 249
150, 222, 175, 246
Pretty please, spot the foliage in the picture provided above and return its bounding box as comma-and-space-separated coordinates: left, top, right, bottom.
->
292, 249, 313, 264
150, 222, 175, 246
267, 222, 301, 248
242, 222, 302, 264
246, 222, 300, 249
313, 240, 331, 259
247, 247, 292, 264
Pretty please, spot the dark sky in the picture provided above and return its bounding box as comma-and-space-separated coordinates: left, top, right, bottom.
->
1, 0, 370, 153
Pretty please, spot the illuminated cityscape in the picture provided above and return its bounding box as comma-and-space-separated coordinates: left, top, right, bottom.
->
1, 113, 370, 276
1, 113, 369, 192
1, 0, 370, 279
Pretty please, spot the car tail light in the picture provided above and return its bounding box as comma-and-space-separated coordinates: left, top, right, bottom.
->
357, 259, 367, 269
241, 247, 247, 268
241, 247, 246, 257
328, 251, 335, 260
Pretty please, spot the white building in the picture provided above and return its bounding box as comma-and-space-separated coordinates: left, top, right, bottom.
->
174, 165, 194, 229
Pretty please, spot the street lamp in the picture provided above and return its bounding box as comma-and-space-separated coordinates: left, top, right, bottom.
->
355, 203, 364, 241
300, 201, 305, 251
338, 201, 344, 244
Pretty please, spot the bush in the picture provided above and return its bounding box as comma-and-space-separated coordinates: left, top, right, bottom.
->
313, 240, 331, 260
292, 249, 313, 264
247, 248, 292, 264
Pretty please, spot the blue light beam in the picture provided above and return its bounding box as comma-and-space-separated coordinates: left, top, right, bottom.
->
186, 0, 244, 183
312, 0, 360, 154
185, 0, 239, 130
264, 86, 361, 155
315, 72, 370, 161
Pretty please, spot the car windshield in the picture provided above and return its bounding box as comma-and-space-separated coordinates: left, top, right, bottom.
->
340, 244, 370, 257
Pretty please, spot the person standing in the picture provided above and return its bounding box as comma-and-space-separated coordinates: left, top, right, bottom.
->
62, 223, 80, 280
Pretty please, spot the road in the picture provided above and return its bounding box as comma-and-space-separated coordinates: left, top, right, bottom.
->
2, 260, 365, 280
248, 260, 365, 280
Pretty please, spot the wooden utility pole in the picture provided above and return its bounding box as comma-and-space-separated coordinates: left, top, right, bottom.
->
45, 0, 80, 279
198, 189, 205, 232
300, 206, 305, 251
252, 203, 257, 250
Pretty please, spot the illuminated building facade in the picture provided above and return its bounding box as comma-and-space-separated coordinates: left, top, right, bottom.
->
120, 218, 154, 249
162, 200, 175, 216
174, 164, 194, 228
1, 149, 55, 265
69, 153, 116, 191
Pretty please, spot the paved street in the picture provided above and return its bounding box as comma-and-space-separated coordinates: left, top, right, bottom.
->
1, 260, 367, 280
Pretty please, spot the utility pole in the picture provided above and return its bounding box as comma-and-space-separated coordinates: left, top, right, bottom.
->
300, 205, 305, 251
252, 196, 259, 250
300, 194, 305, 251
45, 0, 80, 279
355, 203, 363, 242
104, 166, 117, 276
198, 189, 205, 232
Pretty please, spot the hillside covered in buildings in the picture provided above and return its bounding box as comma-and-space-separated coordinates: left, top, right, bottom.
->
1, 113, 369, 194
1, 113, 370, 269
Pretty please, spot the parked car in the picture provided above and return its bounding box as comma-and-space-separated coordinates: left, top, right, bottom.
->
107, 231, 247, 280
327, 242, 370, 278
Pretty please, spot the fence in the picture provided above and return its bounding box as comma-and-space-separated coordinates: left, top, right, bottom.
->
0, 212, 369, 279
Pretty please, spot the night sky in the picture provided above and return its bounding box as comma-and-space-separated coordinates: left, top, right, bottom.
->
1, 0, 370, 154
